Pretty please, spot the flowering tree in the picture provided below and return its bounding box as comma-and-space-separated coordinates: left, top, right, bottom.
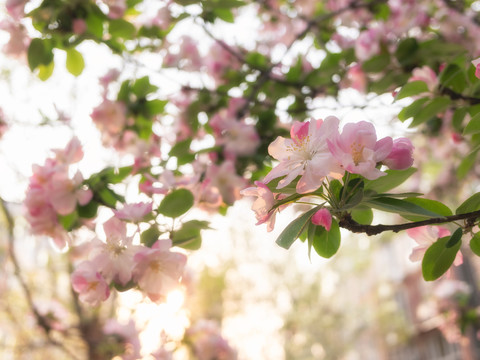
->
3, 0, 480, 358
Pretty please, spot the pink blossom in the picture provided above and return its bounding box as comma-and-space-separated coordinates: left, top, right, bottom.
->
113, 202, 153, 223
407, 226, 464, 266
409, 66, 438, 92
472, 58, 480, 79
346, 64, 367, 93
71, 261, 111, 306
355, 28, 381, 61
264, 117, 343, 194
383, 137, 414, 170
186, 320, 237, 360
240, 181, 277, 231
91, 100, 127, 143
163, 37, 202, 71
52, 136, 84, 164
0, 19, 30, 59
103, 0, 126, 19
48, 171, 92, 215
6, 0, 27, 19
204, 161, 247, 205
327, 121, 393, 180
132, 239, 187, 303
312, 208, 332, 231
210, 110, 260, 158
89, 217, 141, 285
72, 19, 87, 35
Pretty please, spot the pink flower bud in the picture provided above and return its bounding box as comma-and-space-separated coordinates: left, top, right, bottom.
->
72, 19, 87, 35
383, 137, 414, 170
312, 208, 332, 231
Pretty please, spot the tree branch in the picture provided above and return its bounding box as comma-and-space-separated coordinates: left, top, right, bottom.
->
338, 209, 480, 236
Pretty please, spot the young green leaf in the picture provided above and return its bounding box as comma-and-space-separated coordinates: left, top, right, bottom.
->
463, 111, 480, 135
456, 192, 480, 214
401, 198, 452, 221
364, 168, 416, 193
351, 207, 374, 225
395, 81, 429, 100
66, 48, 85, 76
158, 188, 194, 218
409, 97, 451, 128
140, 226, 161, 247
276, 207, 319, 249
422, 233, 462, 281
308, 220, 341, 258
469, 233, 480, 256
365, 197, 441, 219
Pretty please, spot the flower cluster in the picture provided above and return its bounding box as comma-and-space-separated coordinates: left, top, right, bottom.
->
72, 217, 187, 306
24, 137, 92, 249
242, 116, 414, 232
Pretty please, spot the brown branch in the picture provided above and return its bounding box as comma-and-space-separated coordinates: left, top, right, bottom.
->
338, 210, 480, 236
0, 198, 81, 360
440, 86, 480, 105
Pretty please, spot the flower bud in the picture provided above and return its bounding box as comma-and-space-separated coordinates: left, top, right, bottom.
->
383, 137, 414, 170
312, 208, 332, 231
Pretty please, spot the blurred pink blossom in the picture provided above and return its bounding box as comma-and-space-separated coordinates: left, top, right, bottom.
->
71, 261, 111, 306
186, 320, 237, 360
240, 181, 277, 232
114, 202, 153, 223
132, 239, 187, 302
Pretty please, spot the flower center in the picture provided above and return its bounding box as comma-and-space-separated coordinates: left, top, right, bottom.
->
350, 142, 363, 165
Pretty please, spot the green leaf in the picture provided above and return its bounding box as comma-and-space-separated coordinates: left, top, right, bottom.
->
86, 13, 104, 38
140, 226, 161, 247
364, 168, 417, 193
457, 150, 478, 180
28, 38, 54, 71
37, 61, 55, 81
469, 233, 480, 256
113, 280, 136, 292
169, 138, 195, 165
98, 187, 124, 208
309, 220, 341, 258
276, 207, 319, 249
402, 198, 452, 221
145, 99, 168, 116
439, 64, 467, 94
409, 97, 451, 128
351, 207, 373, 225
365, 197, 442, 219
77, 200, 99, 219
422, 233, 462, 281
58, 211, 78, 231
171, 220, 210, 250
452, 107, 468, 131
446, 227, 463, 248
395, 38, 419, 67
395, 81, 429, 100
66, 48, 85, 76
362, 53, 390, 73
456, 192, 480, 214
109, 19, 136, 39
213, 8, 234, 22
463, 111, 480, 135
398, 98, 429, 122
132, 76, 157, 98
158, 188, 194, 218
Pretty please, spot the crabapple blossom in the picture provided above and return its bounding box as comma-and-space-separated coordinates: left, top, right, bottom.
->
240, 181, 277, 232
383, 137, 414, 170
264, 117, 343, 194
132, 239, 187, 303
355, 28, 382, 62
472, 57, 480, 79
89, 217, 142, 285
185, 320, 238, 360
0, 19, 30, 59
327, 121, 393, 180
71, 261, 111, 306
113, 202, 153, 223
91, 99, 128, 145
204, 161, 248, 205
345, 64, 367, 93
312, 208, 332, 231
5, 0, 27, 19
